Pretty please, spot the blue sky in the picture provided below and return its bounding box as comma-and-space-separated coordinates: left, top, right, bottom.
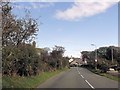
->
12, 2, 118, 58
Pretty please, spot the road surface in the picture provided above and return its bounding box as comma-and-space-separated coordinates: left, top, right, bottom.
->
38, 67, 119, 89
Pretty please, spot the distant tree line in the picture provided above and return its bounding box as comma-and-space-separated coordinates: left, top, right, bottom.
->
2, 2, 69, 76
81, 46, 120, 72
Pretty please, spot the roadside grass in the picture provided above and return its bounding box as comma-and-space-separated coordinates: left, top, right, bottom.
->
0, 74, 2, 90
87, 68, 120, 82
99, 73, 120, 82
2, 68, 68, 88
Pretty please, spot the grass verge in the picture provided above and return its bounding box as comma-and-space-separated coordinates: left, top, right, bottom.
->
87, 68, 120, 82
99, 73, 120, 82
2, 68, 68, 88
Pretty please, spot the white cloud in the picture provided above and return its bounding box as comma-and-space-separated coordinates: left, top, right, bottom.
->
30, 2, 54, 9
64, 52, 80, 58
8, 0, 119, 2
13, 2, 54, 9
55, 2, 116, 21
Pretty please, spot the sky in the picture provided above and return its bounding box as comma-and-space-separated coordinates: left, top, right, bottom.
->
12, 1, 118, 58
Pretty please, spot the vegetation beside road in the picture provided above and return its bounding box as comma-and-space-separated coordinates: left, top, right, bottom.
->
100, 73, 120, 82
81, 45, 120, 82
2, 2, 69, 77
3, 68, 68, 88
86, 67, 120, 82
81, 46, 120, 70
2, 2, 70, 88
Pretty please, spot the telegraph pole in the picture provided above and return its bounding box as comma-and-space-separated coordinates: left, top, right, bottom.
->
111, 47, 114, 64
91, 44, 97, 70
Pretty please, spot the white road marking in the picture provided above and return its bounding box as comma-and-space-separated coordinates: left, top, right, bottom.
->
77, 68, 95, 89
85, 80, 95, 89
77, 67, 81, 74
81, 75, 84, 78
78, 72, 81, 74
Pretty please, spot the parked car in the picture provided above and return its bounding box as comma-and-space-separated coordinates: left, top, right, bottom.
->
110, 65, 118, 71
70, 64, 77, 67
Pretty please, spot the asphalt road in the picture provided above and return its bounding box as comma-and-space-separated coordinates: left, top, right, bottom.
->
38, 67, 119, 89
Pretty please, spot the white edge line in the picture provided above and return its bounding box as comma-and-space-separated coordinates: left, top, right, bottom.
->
85, 80, 95, 89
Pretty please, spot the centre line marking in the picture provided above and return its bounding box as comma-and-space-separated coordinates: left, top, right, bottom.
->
77, 68, 80, 74
85, 80, 95, 89
81, 75, 84, 78
78, 72, 81, 74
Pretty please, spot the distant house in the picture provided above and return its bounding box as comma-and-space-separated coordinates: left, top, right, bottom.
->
69, 58, 82, 66
69, 58, 73, 63
70, 60, 78, 66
